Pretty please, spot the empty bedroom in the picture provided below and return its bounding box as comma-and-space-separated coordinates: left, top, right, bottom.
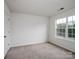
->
4, 0, 75, 59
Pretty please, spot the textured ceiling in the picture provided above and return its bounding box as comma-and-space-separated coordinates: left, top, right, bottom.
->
5, 0, 75, 16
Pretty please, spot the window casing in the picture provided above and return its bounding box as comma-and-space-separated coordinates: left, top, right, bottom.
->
55, 15, 75, 40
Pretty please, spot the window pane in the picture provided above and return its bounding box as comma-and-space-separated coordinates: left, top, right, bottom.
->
57, 19, 60, 24
73, 34, 75, 38
68, 16, 75, 39
68, 28, 75, 38
68, 16, 73, 22
68, 25, 73, 28
68, 16, 75, 25
68, 33, 73, 37
68, 29, 73, 33
56, 29, 65, 37
60, 29, 62, 32
62, 29, 65, 33
56, 18, 66, 24
56, 18, 66, 37
57, 32, 61, 36
59, 19, 63, 24
57, 32, 65, 37
62, 18, 66, 23
57, 29, 60, 33
56, 16, 75, 39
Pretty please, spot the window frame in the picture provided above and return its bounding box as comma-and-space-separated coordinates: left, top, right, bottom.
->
55, 15, 75, 40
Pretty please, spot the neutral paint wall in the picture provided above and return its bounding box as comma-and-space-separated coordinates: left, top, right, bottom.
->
4, 1, 11, 56
49, 8, 75, 52
10, 13, 49, 47
4, 1, 10, 16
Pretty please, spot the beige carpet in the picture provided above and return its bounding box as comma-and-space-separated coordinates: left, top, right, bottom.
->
5, 43, 75, 59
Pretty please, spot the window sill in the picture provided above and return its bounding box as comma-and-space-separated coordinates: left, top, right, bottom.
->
55, 35, 75, 42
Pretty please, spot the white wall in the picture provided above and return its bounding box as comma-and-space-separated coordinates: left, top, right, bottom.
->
4, 1, 11, 56
5, 1, 75, 55
49, 8, 75, 52
10, 13, 49, 47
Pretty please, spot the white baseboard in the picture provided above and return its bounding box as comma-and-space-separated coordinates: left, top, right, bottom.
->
4, 47, 11, 57
11, 41, 47, 47
48, 38, 75, 52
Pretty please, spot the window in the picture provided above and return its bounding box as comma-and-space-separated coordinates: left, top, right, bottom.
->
68, 16, 75, 38
56, 15, 75, 39
56, 18, 66, 37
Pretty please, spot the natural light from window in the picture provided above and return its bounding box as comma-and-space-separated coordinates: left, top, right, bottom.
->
56, 15, 75, 40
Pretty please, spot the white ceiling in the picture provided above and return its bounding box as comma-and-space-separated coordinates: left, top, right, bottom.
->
5, 0, 75, 16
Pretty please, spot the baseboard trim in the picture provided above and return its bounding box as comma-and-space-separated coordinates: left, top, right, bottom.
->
4, 47, 11, 59
11, 41, 47, 48
48, 42, 75, 54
